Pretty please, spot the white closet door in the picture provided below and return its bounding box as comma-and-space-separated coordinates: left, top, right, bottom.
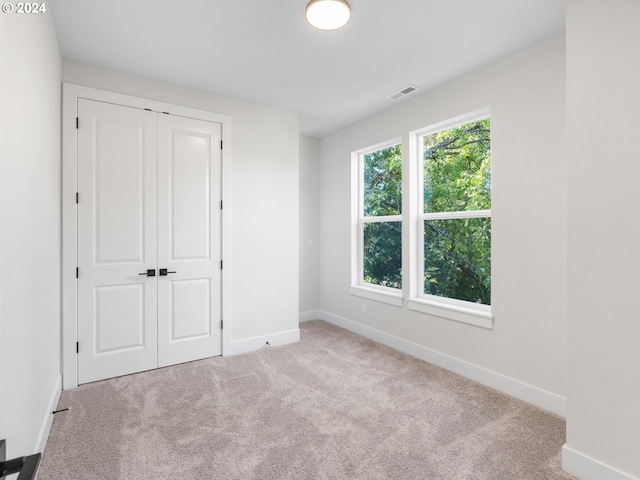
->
157, 114, 222, 367
77, 99, 158, 384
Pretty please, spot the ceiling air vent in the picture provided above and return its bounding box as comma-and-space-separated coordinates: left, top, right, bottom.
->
387, 85, 419, 101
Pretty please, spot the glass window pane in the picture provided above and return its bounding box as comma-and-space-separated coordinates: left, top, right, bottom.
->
424, 218, 490, 305
363, 144, 402, 216
423, 119, 491, 213
363, 221, 402, 288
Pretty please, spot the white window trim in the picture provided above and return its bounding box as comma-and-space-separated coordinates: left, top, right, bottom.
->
410, 107, 493, 328
407, 297, 492, 329
350, 285, 403, 307
351, 138, 404, 305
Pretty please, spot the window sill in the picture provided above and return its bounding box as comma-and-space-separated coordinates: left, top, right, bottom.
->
350, 285, 403, 307
407, 298, 493, 329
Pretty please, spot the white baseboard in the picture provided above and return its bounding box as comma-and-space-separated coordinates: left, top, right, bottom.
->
318, 310, 566, 418
36, 374, 62, 454
299, 310, 321, 322
563, 445, 638, 480
231, 328, 300, 355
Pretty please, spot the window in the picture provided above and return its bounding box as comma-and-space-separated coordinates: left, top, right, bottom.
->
351, 141, 403, 304
417, 114, 491, 308
350, 109, 492, 326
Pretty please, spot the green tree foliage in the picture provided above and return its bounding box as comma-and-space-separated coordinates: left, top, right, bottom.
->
423, 218, 491, 304
364, 145, 402, 216
363, 145, 402, 288
363, 221, 402, 288
423, 119, 491, 304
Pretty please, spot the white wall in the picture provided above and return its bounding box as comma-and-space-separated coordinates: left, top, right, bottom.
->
299, 135, 320, 318
318, 34, 567, 414
0, 11, 61, 457
564, 1, 640, 479
61, 62, 300, 351
0, 9, 4, 450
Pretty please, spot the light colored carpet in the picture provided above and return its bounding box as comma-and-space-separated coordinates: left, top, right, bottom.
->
39, 320, 575, 479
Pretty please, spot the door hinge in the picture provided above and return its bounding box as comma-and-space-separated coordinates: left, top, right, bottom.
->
76, 267, 79, 279
220, 200, 223, 210
76, 117, 79, 129
76, 342, 79, 353
220, 140, 223, 150
220, 320, 223, 330
75, 192, 79, 204
220, 260, 223, 270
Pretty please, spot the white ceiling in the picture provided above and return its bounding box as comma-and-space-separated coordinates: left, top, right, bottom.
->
49, 0, 565, 138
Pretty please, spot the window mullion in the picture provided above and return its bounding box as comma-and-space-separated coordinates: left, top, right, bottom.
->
362, 215, 402, 224
421, 209, 491, 221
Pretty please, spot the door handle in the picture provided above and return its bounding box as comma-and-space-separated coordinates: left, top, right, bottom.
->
159, 269, 176, 276
138, 269, 156, 277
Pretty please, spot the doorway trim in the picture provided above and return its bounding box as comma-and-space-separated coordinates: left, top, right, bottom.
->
62, 83, 233, 389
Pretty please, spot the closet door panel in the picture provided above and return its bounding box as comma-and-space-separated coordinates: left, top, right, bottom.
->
77, 99, 158, 384
157, 114, 222, 367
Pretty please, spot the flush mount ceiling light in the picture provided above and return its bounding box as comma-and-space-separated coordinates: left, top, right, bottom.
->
305, 0, 351, 31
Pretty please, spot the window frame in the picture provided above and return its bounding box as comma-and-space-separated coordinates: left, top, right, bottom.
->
350, 139, 403, 307
409, 108, 493, 328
